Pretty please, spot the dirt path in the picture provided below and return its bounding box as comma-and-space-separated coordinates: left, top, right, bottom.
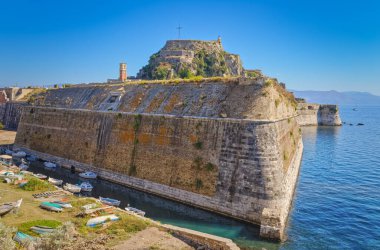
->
112, 227, 194, 250
0, 130, 16, 145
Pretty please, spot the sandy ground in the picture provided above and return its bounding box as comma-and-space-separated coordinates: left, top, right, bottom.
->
113, 227, 194, 250
0, 130, 16, 145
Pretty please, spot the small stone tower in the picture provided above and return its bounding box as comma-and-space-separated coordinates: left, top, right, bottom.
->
119, 63, 127, 82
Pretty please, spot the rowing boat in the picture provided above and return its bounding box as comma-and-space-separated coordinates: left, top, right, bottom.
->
86, 214, 119, 227
40, 202, 63, 212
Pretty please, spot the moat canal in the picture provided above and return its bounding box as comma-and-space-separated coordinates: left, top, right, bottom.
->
28, 106, 380, 249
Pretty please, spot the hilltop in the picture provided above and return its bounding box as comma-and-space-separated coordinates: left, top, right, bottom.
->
137, 38, 254, 79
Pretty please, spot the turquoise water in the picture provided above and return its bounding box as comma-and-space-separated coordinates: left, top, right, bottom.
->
282, 106, 380, 249
27, 106, 380, 249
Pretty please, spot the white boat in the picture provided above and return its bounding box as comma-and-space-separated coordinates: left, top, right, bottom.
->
79, 171, 97, 179
63, 183, 81, 193
99, 196, 120, 206
79, 182, 93, 192
48, 177, 63, 186
40, 202, 63, 212
12, 151, 27, 158
19, 163, 28, 170
125, 205, 145, 216
33, 173, 47, 179
44, 162, 57, 169
86, 214, 119, 227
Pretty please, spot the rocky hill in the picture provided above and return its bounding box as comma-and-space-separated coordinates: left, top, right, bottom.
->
137, 38, 245, 79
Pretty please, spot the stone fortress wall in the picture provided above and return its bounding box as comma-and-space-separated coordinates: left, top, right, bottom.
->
14, 78, 302, 241
296, 102, 342, 126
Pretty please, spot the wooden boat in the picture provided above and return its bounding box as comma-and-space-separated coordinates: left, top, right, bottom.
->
44, 162, 57, 169
79, 171, 97, 179
33, 173, 47, 179
14, 231, 34, 245
0, 199, 22, 216
40, 202, 63, 212
30, 225, 55, 234
99, 196, 120, 206
79, 182, 93, 192
63, 183, 81, 193
86, 214, 119, 227
125, 205, 146, 216
48, 177, 63, 186
52, 201, 72, 208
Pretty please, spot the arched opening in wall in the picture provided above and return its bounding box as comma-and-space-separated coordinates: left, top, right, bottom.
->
308, 106, 314, 110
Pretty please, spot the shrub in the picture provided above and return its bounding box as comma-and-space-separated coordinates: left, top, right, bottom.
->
193, 157, 203, 170
35, 222, 76, 250
178, 68, 194, 79
0, 223, 16, 250
128, 164, 137, 176
204, 162, 215, 171
0, 122, 4, 130
21, 177, 54, 191
19, 220, 62, 237
195, 179, 203, 190
275, 99, 280, 108
193, 141, 203, 150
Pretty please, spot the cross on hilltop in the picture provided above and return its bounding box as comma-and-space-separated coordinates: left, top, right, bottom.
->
176, 25, 182, 39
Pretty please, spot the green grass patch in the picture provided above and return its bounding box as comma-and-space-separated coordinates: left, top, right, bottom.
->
21, 177, 55, 192
18, 220, 62, 236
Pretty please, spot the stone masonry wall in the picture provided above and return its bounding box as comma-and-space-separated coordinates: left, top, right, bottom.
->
296, 103, 342, 126
0, 102, 27, 130
15, 106, 302, 240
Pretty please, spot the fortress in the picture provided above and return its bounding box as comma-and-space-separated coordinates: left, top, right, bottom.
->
4, 38, 341, 242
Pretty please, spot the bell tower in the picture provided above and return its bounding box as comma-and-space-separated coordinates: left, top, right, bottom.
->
119, 63, 127, 82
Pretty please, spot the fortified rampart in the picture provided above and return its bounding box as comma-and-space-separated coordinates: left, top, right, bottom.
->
14, 78, 303, 241
296, 103, 342, 126
0, 101, 27, 130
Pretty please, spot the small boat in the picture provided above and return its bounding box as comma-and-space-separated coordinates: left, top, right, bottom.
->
48, 177, 63, 186
79, 171, 97, 179
99, 196, 120, 206
14, 231, 34, 245
40, 202, 63, 212
86, 214, 119, 227
33, 173, 47, 179
52, 201, 72, 208
63, 183, 81, 193
12, 151, 27, 158
79, 182, 93, 192
4, 178, 12, 184
19, 163, 29, 170
125, 205, 146, 216
44, 162, 57, 169
0, 171, 15, 177
30, 225, 55, 234
0, 199, 22, 216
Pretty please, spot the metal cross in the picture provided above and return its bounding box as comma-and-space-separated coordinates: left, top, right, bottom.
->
177, 25, 182, 39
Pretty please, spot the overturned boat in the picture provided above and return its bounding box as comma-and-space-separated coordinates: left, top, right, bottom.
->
40, 202, 63, 212
99, 197, 120, 206
14, 231, 34, 245
86, 214, 119, 227
48, 177, 63, 186
125, 205, 146, 217
63, 183, 81, 193
30, 225, 55, 234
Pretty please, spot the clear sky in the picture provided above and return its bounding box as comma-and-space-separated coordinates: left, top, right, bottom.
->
0, 0, 379, 94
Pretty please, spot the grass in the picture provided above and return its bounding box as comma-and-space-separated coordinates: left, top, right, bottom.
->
18, 220, 62, 236
21, 177, 55, 191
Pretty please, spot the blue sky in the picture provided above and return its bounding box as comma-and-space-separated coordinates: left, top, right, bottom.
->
0, 0, 379, 94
